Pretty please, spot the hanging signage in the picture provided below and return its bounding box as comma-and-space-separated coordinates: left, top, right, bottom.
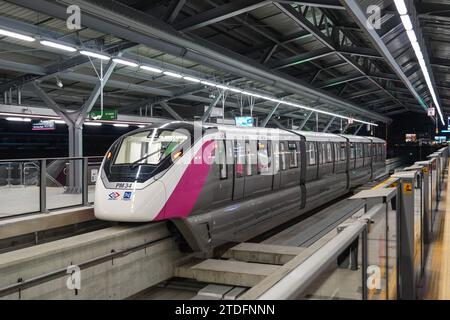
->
348, 117, 354, 124
31, 120, 55, 131
235, 117, 254, 127
89, 109, 117, 120
428, 107, 435, 117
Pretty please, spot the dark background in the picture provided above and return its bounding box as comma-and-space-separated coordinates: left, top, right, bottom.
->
0, 114, 444, 160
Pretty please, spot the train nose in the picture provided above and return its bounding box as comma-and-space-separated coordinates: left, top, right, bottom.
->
94, 180, 166, 222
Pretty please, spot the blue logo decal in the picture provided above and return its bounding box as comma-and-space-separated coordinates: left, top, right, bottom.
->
123, 191, 132, 200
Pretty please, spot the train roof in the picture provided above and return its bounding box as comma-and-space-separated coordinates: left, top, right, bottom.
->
339, 134, 372, 143
363, 136, 386, 143
294, 130, 347, 142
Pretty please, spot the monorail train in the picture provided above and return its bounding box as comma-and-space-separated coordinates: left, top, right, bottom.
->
94, 121, 386, 252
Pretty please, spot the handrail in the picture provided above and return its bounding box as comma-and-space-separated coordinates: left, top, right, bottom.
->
258, 221, 366, 300
0, 156, 103, 163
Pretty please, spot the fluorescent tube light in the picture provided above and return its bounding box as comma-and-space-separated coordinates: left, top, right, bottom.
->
40, 40, 76, 52
80, 50, 110, 61
0, 28, 35, 42
113, 58, 139, 67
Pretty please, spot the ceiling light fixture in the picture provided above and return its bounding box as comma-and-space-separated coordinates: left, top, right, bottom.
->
80, 50, 110, 61
40, 40, 77, 52
140, 65, 163, 73
113, 58, 139, 67
0, 28, 35, 42
163, 71, 182, 78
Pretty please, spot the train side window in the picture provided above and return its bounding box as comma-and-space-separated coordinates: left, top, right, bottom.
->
234, 140, 245, 178
288, 141, 298, 168
217, 140, 227, 179
257, 140, 270, 174
334, 143, 339, 162
280, 142, 287, 170
272, 141, 280, 174
359, 143, 364, 158
319, 143, 325, 164
245, 141, 253, 176
307, 142, 316, 166
340, 142, 347, 161
326, 143, 332, 163
350, 143, 355, 159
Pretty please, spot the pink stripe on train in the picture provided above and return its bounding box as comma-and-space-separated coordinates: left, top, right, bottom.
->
153, 140, 215, 220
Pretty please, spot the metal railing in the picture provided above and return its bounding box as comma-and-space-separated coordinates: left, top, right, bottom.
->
0, 156, 103, 218
258, 187, 399, 300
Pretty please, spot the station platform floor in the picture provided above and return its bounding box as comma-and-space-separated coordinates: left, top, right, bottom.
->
424, 163, 450, 299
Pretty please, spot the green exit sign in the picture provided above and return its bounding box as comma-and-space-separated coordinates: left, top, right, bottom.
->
89, 109, 117, 120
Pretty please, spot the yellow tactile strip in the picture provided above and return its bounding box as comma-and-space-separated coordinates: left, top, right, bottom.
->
424, 162, 450, 299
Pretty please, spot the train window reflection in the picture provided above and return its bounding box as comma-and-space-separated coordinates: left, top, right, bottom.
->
217, 140, 227, 179
350, 143, 355, 159
234, 140, 245, 178
245, 141, 253, 176
257, 141, 270, 174
307, 142, 316, 166
288, 141, 298, 168
280, 142, 287, 170
340, 142, 347, 161
114, 130, 188, 165
326, 143, 332, 163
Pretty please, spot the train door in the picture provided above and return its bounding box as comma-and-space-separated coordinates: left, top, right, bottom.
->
272, 140, 281, 191
211, 139, 233, 206
243, 140, 273, 197
232, 139, 245, 200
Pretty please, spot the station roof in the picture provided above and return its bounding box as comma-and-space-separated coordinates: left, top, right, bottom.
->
0, 0, 447, 134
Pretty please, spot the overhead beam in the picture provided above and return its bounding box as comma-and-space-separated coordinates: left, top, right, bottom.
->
261, 103, 281, 127
160, 101, 184, 121
174, 0, 271, 32
0, 59, 47, 76
275, 2, 410, 114
268, 48, 334, 70
354, 123, 363, 135
322, 116, 336, 132
201, 92, 224, 122
319, 74, 366, 88
75, 59, 118, 127
164, 0, 187, 23
299, 111, 314, 130
11, 0, 390, 123
120, 86, 205, 112
341, 0, 430, 115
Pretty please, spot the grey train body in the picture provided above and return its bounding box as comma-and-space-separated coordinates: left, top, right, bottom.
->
172, 129, 386, 253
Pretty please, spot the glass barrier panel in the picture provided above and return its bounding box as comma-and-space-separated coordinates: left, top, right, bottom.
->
431, 163, 437, 225
299, 233, 364, 300
87, 158, 102, 203
366, 205, 387, 300
45, 159, 83, 210
0, 161, 40, 217
414, 175, 424, 285
387, 195, 398, 300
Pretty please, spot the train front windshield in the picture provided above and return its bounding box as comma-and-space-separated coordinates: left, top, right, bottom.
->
104, 128, 191, 183
114, 129, 189, 166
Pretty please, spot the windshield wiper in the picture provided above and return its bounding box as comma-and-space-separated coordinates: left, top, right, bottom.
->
129, 147, 168, 169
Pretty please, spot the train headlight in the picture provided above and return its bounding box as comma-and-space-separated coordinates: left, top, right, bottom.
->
173, 150, 183, 161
